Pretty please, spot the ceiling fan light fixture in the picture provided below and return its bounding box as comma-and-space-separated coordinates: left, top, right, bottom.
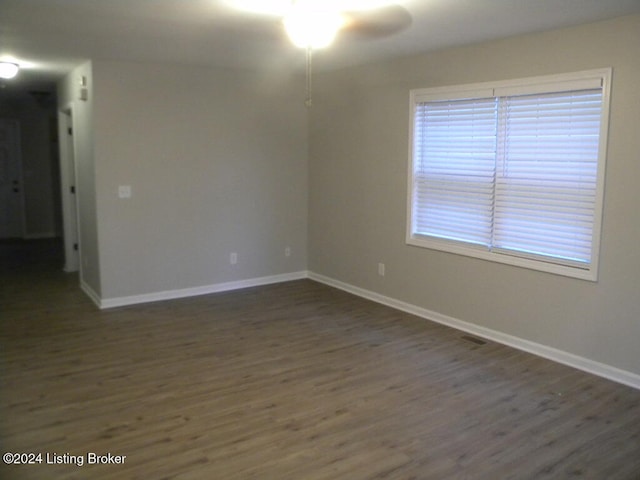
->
0, 62, 19, 79
283, 6, 344, 49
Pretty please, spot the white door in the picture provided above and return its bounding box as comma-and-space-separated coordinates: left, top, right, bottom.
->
0, 119, 24, 239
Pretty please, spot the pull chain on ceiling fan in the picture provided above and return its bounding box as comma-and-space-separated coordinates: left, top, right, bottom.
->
305, 46, 313, 108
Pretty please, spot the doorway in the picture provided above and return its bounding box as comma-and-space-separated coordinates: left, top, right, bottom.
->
0, 119, 25, 239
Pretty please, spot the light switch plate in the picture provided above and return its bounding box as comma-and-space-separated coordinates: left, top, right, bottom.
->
118, 185, 132, 198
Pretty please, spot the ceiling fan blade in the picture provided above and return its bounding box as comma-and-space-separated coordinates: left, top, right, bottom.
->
342, 5, 412, 38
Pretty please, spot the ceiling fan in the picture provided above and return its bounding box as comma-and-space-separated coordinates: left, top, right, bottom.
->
225, 0, 412, 106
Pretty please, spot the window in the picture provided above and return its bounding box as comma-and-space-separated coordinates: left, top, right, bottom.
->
407, 69, 611, 280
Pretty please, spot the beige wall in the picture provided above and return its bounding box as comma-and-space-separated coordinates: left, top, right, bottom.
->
92, 61, 308, 300
309, 15, 640, 375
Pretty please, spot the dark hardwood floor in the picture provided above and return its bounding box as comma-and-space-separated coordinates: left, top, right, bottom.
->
2, 239, 640, 479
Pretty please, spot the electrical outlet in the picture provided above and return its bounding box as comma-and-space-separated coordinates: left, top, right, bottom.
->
230, 252, 237, 265
285, 246, 291, 257
378, 263, 385, 276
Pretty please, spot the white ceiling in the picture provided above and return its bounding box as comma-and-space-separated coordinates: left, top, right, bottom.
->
1, 0, 640, 89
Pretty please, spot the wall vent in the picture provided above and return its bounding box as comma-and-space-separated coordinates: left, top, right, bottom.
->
461, 335, 487, 346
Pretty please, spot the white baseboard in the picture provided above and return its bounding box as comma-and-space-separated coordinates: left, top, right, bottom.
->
98, 271, 309, 309
308, 271, 640, 391
81, 267, 640, 390
80, 280, 102, 309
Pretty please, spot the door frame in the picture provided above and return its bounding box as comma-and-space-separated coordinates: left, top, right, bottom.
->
58, 107, 80, 272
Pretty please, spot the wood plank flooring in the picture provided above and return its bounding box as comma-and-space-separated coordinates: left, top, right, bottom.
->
2, 240, 640, 479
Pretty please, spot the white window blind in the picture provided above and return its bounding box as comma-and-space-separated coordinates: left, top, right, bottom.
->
408, 70, 610, 280
413, 98, 497, 246
493, 90, 603, 265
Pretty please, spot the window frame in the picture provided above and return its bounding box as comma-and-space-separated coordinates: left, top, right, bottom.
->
406, 69, 612, 281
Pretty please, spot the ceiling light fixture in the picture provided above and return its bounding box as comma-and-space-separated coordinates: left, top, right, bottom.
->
283, 4, 344, 49
282, 2, 345, 108
226, 0, 407, 107
0, 62, 19, 79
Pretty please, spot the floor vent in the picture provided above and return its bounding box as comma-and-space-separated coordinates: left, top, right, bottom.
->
461, 335, 487, 346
